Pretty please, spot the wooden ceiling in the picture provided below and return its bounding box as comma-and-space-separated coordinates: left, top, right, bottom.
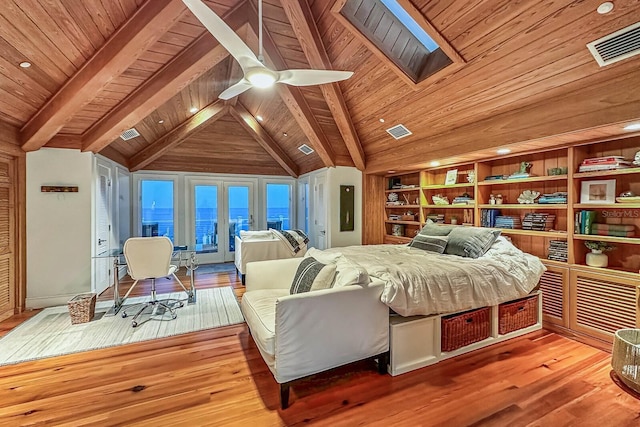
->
0, 0, 639, 177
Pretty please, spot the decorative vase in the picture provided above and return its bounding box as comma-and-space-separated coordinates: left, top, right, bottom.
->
586, 249, 608, 268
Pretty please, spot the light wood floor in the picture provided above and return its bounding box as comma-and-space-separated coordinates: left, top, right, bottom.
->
0, 266, 638, 426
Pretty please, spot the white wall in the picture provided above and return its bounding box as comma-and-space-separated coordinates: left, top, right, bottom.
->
26, 148, 93, 308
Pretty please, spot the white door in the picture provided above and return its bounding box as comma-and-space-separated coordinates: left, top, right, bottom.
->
224, 182, 255, 262
94, 164, 112, 295
297, 179, 309, 233
313, 173, 327, 250
187, 178, 224, 264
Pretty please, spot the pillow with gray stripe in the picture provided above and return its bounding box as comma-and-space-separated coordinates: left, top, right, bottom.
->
408, 234, 449, 254
290, 257, 337, 294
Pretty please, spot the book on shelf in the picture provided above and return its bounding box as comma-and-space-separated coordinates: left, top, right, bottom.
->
578, 161, 633, 172
574, 210, 596, 234
480, 209, 500, 227
494, 215, 522, 229
582, 156, 626, 164
547, 239, 568, 262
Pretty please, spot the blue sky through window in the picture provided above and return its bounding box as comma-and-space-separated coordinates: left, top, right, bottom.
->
380, 0, 439, 52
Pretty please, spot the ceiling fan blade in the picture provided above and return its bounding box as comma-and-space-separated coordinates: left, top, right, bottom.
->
219, 80, 253, 100
277, 69, 354, 86
182, 0, 258, 69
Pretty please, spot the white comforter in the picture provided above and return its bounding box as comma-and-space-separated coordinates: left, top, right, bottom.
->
312, 237, 545, 316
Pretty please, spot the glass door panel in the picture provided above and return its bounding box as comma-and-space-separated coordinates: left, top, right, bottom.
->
266, 183, 291, 231
194, 185, 218, 254
225, 183, 254, 261
140, 179, 174, 242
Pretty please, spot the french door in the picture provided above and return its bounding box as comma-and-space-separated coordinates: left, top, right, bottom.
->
224, 182, 255, 262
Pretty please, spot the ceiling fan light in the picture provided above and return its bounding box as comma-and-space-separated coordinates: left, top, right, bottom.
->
246, 68, 276, 88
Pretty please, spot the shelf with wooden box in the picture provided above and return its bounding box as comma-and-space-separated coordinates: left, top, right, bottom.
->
420, 163, 476, 226
384, 172, 422, 243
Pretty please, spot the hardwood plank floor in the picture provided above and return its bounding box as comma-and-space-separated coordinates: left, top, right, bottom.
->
0, 266, 638, 426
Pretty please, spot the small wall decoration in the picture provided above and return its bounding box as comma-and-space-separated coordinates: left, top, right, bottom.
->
580, 179, 616, 204
340, 185, 355, 232
444, 169, 458, 185
41, 186, 79, 193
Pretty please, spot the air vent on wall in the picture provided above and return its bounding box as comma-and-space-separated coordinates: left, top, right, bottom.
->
386, 124, 412, 140
120, 128, 140, 141
587, 21, 640, 67
298, 144, 314, 155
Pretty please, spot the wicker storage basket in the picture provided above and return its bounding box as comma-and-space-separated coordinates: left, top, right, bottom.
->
441, 307, 491, 352
498, 294, 538, 335
612, 329, 640, 393
67, 293, 96, 324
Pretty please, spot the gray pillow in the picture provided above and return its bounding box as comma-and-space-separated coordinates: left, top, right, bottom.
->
416, 222, 454, 237
445, 227, 501, 258
290, 257, 337, 294
409, 235, 448, 253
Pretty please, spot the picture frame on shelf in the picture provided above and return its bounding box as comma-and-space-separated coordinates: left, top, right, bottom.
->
580, 179, 616, 204
444, 169, 458, 185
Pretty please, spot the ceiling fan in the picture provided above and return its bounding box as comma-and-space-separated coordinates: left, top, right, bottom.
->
182, 0, 353, 100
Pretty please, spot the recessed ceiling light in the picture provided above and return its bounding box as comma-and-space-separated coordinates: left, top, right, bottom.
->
256, 115, 263, 122
189, 107, 198, 113
623, 123, 640, 131
158, 120, 164, 124
283, 132, 288, 137
497, 148, 511, 155
379, 118, 385, 123
387, 170, 396, 174
430, 161, 440, 167
597, 2, 614, 14
19, 61, 31, 68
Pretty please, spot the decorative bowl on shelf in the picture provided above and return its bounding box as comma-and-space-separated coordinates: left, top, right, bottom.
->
517, 190, 540, 204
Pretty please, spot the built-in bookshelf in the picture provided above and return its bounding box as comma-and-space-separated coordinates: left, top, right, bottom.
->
380, 135, 640, 344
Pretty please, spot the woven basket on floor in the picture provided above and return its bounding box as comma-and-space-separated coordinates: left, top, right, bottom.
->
441, 307, 491, 352
612, 329, 640, 393
67, 293, 96, 324
498, 294, 538, 335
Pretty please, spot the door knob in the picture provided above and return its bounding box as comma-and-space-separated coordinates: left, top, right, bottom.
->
98, 238, 107, 244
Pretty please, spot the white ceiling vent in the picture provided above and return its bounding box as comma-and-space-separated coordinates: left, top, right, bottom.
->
120, 128, 140, 141
587, 21, 640, 67
386, 124, 412, 140
298, 144, 314, 155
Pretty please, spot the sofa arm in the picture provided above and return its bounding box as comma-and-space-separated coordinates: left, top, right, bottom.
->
273, 281, 389, 384
245, 258, 303, 291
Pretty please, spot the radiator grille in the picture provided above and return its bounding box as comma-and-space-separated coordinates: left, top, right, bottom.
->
539, 269, 564, 320
575, 274, 636, 335
0, 257, 9, 307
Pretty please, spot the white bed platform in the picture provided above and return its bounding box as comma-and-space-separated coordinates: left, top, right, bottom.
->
388, 291, 543, 376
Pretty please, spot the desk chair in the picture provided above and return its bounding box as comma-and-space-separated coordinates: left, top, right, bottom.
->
121, 236, 189, 327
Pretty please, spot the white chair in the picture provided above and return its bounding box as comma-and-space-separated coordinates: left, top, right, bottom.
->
120, 236, 190, 327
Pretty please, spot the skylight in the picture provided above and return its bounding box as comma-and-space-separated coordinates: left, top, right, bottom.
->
379, 0, 439, 52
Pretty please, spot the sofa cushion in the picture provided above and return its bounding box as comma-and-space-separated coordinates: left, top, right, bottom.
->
290, 257, 337, 294
241, 289, 289, 357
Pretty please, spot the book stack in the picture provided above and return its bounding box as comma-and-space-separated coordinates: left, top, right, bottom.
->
480, 209, 500, 227
452, 195, 475, 205
538, 192, 568, 204
578, 156, 633, 172
495, 215, 522, 229
591, 223, 636, 237
521, 213, 556, 231
388, 214, 402, 221
426, 213, 445, 223
548, 240, 568, 262
575, 210, 596, 234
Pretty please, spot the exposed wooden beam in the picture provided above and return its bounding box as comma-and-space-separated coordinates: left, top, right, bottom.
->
98, 146, 130, 169
230, 103, 299, 177
46, 134, 83, 150
81, 1, 248, 153
20, 0, 187, 152
245, 17, 335, 168
129, 101, 228, 171
280, 0, 366, 170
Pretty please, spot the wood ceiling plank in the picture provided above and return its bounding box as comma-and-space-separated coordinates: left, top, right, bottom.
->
282, 0, 365, 170
60, 0, 108, 50
81, 2, 248, 153
244, 19, 336, 168
129, 101, 228, 172
20, 0, 188, 152
230, 103, 299, 177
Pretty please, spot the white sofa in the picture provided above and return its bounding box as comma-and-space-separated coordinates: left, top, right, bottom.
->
234, 232, 307, 285
241, 257, 390, 409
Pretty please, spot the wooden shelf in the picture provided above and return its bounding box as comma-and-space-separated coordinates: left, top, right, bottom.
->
478, 204, 567, 209
385, 187, 420, 193
478, 175, 567, 186
385, 204, 420, 209
385, 220, 421, 225
573, 203, 640, 209
422, 204, 475, 209
573, 167, 640, 179
421, 183, 474, 190
573, 234, 640, 245
569, 263, 640, 279
542, 259, 569, 268
497, 229, 568, 238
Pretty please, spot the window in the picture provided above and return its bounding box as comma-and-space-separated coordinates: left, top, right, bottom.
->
140, 180, 174, 241
266, 183, 291, 230
336, 0, 463, 85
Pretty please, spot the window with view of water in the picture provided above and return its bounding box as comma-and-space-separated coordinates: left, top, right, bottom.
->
194, 185, 218, 253
266, 183, 291, 231
141, 180, 174, 242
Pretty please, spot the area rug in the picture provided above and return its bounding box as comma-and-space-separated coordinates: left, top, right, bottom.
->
0, 287, 244, 366
190, 262, 237, 275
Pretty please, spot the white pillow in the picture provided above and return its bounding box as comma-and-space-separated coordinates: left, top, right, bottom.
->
239, 230, 275, 240
305, 247, 343, 264
334, 257, 370, 287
